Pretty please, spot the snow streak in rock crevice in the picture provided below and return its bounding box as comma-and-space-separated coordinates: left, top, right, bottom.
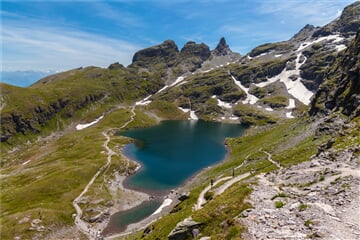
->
255, 53, 313, 105
230, 73, 258, 104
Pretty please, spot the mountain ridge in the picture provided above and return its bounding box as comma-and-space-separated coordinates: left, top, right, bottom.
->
1, 0, 359, 147
1, 2, 359, 240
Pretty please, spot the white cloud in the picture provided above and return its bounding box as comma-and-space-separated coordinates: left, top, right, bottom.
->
255, 0, 354, 26
1, 22, 142, 71
90, 2, 143, 27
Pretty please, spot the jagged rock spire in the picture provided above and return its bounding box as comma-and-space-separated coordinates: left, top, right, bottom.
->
212, 37, 232, 56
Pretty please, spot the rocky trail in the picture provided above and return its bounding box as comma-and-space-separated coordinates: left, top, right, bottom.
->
240, 147, 360, 240
262, 149, 282, 169
195, 176, 233, 210
72, 105, 137, 239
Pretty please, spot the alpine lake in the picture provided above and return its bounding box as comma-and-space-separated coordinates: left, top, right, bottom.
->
103, 120, 247, 235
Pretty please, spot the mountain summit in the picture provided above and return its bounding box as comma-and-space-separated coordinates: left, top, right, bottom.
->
212, 37, 232, 56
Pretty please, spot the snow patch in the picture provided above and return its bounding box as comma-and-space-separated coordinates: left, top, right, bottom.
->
76, 115, 104, 130
177, 81, 187, 86
229, 116, 239, 120
265, 107, 274, 112
189, 110, 198, 120
22, 160, 31, 165
230, 74, 258, 104
157, 85, 168, 93
286, 98, 296, 109
335, 44, 347, 52
274, 54, 282, 58
152, 198, 172, 215
170, 76, 184, 87
286, 112, 295, 119
256, 52, 268, 58
296, 35, 344, 52
136, 100, 152, 106
178, 107, 190, 113
255, 53, 313, 105
217, 98, 232, 109
135, 84, 169, 106
136, 95, 152, 105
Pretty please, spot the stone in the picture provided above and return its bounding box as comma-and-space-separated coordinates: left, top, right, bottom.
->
168, 217, 203, 240
142, 225, 155, 237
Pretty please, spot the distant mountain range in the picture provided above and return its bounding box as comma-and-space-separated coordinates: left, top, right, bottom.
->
0, 70, 56, 87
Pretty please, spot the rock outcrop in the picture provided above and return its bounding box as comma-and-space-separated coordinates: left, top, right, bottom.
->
168, 217, 203, 240
132, 40, 180, 68
179, 41, 211, 72
180, 41, 211, 61
310, 29, 360, 118
312, 1, 360, 37
290, 24, 317, 42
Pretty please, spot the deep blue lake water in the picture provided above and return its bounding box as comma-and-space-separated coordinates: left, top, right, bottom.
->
121, 120, 246, 192
103, 120, 246, 235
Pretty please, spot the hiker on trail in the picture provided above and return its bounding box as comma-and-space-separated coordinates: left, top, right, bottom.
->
232, 168, 235, 177
211, 179, 214, 188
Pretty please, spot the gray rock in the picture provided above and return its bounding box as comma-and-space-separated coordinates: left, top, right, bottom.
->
168, 217, 203, 240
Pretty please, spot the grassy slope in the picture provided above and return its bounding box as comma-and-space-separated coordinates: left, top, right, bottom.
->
0, 66, 164, 151
0, 106, 161, 240
1, 96, 354, 240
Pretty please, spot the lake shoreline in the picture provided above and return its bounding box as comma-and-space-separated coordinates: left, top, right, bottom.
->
99, 121, 247, 239
100, 142, 237, 239
101, 148, 194, 238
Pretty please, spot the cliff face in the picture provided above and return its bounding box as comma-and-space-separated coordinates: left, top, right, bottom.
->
310, 30, 360, 118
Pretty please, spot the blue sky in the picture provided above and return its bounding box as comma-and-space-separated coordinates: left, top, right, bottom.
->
1, 0, 355, 72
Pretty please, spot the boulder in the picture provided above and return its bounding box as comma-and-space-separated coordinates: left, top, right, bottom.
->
168, 217, 203, 240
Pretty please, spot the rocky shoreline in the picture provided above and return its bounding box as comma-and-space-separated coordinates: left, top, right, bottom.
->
85, 159, 190, 240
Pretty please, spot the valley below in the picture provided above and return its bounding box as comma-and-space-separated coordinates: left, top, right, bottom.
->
1, 2, 359, 239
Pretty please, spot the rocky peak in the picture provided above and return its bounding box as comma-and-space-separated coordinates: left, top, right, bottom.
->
107, 62, 124, 70
131, 40, 179, 67
180, 41, 211, 61
212, 37, 232, 56
312, 1, 360, 37
290, 24, 317, 42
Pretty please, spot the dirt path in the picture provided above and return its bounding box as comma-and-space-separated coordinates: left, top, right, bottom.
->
261, 149, 282, 169
195, 150, 281, 212
195, 168, 251, 211
195, 176, 233, 210
213, 173, 251, 196
72, 105, 137, 239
